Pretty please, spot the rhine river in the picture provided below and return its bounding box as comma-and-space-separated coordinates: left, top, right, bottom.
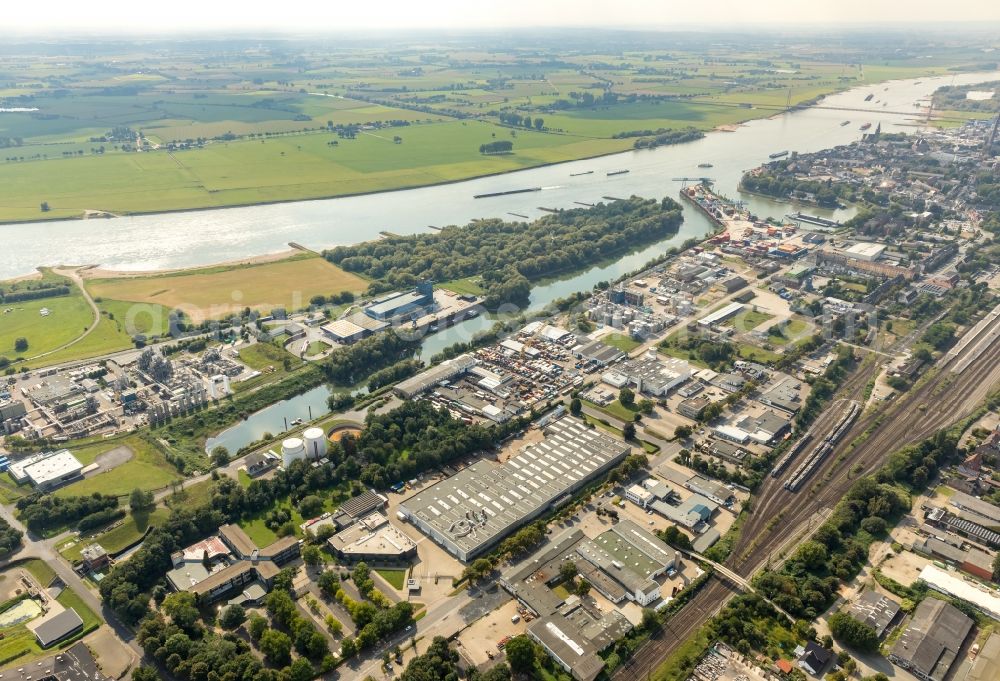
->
4, 70, 999, 287
188, 70, 1000, 454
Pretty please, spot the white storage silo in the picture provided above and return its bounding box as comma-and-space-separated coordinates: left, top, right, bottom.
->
281, 437, 306, 467
303, 427, 327, 459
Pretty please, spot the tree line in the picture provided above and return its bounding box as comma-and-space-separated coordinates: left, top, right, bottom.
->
325, 196, 683, 309
16, 492, 121, 536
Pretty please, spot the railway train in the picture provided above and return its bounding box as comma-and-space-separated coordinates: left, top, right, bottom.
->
784, 402, 860, 492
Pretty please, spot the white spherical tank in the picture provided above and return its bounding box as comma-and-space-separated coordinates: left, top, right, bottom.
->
303, 427, 328, 459
281, 437, 306, 467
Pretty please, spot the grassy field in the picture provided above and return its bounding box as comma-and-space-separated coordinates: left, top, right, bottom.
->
235, 341, 306, 392
0, 120, 629, 222
438, 277, 486, 296
240, 485, 352, 546
602, 333, 642, 353
86, 253, 365, 322
57, 435, 181, 498
59, 507, 170, 562
0, 291, 93, 359
722, 309, 773, 331
374, 568, 407, 590
304, 340, 331, 356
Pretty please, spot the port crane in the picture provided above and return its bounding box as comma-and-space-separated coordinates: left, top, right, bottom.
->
672, 177, 714, 187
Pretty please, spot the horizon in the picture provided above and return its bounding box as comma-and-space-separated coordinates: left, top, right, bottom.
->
7, 0, 1000, 34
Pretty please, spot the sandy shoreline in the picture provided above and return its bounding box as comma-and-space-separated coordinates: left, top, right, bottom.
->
74, 247, 308, 281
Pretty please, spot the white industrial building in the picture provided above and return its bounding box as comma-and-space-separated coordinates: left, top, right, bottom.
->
9, 450, 84, 490
602, 353, 693, 397
698, 302, 744, 327
845, 242, 886, 262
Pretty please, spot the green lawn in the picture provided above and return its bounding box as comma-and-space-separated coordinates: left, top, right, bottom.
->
239, 486, 352, 546
165, 479, 217, 510
235, 342, 305, 391
0, 476, 27, 504
586, 398, 640, 423
59, 507, 170, 562
304, 340, 331, 356
17, 310, 135, 370
438, 277, 486, 296
602, 333, 642, 353
22, 559, 56, 587
0, 291, 94, 359
57, 435, 180, 498
737, 344, 782, 364
722, 309, 773, 331
374, 568, 407, 590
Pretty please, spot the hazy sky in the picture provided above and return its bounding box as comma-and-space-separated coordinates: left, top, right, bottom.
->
9, 0, 1000, 32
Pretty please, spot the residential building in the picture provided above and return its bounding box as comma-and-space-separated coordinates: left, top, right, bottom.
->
798, 641, 832, 676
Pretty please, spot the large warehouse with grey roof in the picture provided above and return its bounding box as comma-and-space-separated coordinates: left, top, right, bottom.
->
398, 416, 629, 561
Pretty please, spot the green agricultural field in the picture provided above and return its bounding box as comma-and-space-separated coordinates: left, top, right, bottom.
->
0, 39, 986, 223
0, 120, 629, 222
86, 253, 365, 323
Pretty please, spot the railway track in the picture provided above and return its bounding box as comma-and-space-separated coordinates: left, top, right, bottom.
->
616, 323, 1000, 680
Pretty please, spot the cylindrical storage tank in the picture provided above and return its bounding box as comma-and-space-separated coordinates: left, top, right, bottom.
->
281, 437, 306, 467
303, 427, 328, 459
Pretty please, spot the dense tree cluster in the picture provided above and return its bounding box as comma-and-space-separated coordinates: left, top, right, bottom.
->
0, 281, 70, 303
366, 358, 423, 391
479, 140, 514, 154
754, 463, 928, 619
921, 322, 956, 351
741, 170, 850, 208
828, 610, 879, 652
100, 504, 226, 622
17, 492, 120, 535
325, 197, 683, 308
320, 331, 420, 386
630, 127, 704, 150
0, 517, 23, 558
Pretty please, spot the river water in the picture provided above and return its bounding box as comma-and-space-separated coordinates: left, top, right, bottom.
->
4, 70, 999, 283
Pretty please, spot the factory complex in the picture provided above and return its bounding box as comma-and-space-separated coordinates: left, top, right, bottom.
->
398, 416, 630, 561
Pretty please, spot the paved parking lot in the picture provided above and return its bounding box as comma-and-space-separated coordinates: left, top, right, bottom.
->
0, 642, 103, 681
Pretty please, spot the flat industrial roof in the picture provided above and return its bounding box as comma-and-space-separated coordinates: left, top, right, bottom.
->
328, 513, 415, 557
24, 450, 83, 486
29, 608, 83, 648
367, 290, 427, 317
321, 319, 367, 339
528, 615, 604, 681
400, 417, 628, 558
918, 565, 1000, 620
